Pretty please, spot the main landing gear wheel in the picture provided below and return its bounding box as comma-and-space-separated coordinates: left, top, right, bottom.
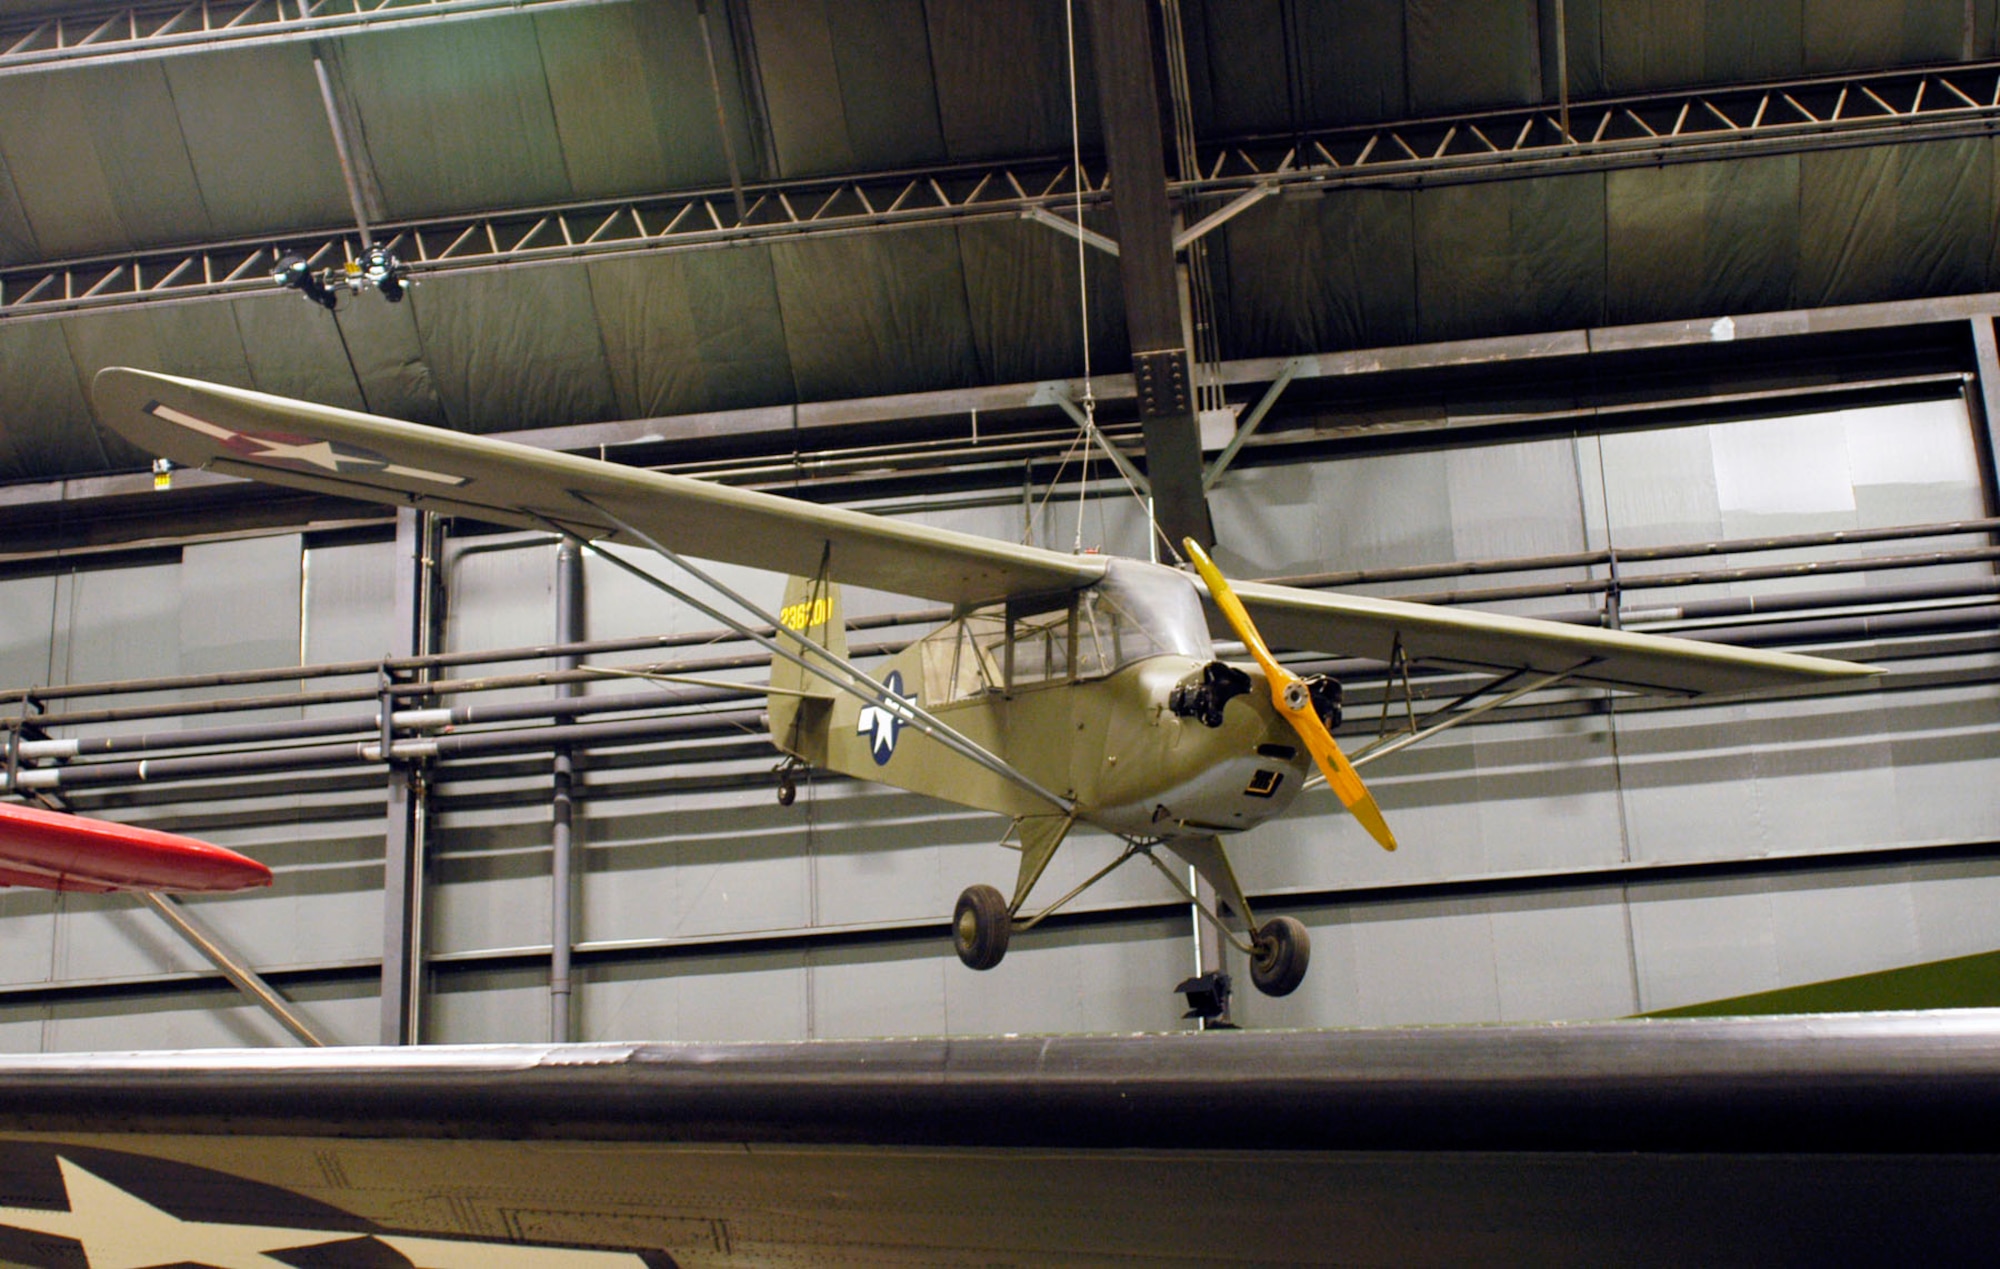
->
1249, 915, 1310, 997
953, 884, 1010, 970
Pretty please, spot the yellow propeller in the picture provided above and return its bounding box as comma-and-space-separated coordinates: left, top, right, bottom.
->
1185, 538, 1398, 852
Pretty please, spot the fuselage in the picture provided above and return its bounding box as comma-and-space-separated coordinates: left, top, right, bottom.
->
945, 655, 1311, 839
779, 557, 1315, 840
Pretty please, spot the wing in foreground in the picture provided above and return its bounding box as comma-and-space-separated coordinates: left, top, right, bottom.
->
93, 368, 1106, 607
1223, 580, 1881, 696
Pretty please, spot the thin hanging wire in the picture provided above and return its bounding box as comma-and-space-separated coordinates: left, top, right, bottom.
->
1061, 0, 1179, 565
1064, 0, 1093, 554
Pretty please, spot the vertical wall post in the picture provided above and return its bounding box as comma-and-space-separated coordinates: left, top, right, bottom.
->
550, 538, 584, 1042
1967, 316, 2000, 516
379, 508, 432, 1045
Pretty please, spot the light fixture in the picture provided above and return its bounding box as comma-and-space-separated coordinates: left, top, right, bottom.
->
357, 247, 406, 302
271, 252, 338, 310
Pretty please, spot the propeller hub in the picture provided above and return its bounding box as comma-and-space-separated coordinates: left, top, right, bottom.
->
1282, 680, 1311, 713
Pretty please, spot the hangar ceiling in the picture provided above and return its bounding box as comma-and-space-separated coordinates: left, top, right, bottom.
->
1, 0, 1999, 496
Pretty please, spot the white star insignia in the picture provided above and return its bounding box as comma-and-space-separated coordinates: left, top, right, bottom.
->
0, 1156, 648, 1267
856, 672, 916, 759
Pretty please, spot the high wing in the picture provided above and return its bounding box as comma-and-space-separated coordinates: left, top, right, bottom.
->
95, 367, 1877, 696
92, 368, 1105, 606
1224, 580, 1878, 696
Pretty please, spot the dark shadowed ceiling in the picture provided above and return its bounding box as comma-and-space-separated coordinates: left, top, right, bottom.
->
2, 0, 1999, 487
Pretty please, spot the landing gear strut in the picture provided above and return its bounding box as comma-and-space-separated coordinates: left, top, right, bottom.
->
953, 883, 1010, 970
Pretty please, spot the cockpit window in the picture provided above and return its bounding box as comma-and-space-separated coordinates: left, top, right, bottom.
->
1077, 559, 1211, 675
915, 560, 1211, 702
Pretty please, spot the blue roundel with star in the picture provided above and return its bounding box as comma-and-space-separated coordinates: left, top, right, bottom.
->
855, 670, 915, 766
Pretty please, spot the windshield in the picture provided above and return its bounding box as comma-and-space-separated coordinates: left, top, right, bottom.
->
915, 559, 1212, 701
1076, 559, 1212, 674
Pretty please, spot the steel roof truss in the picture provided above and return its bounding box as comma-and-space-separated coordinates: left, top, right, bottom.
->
10, 64, 2000, 321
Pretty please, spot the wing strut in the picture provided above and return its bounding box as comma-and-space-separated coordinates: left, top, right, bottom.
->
1348, 663, 1591, 771
543, 498, 1076, 816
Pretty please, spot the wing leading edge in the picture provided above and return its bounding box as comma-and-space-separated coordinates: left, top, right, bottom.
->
95, 368, 1878, 696
92, 368, 1107, 607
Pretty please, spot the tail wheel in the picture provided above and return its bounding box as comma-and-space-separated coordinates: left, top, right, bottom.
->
776, 772, 797, 806
1249, 915, 1310, 997
953, 884, 1011, 970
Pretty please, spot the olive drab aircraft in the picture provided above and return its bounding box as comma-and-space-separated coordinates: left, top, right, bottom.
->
93, 368, 1880, 998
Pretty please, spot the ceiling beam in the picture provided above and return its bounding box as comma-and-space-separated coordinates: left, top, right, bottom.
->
0, 0, 637, 77
1086, 0, 1211, 552
8, 60, 2000, 323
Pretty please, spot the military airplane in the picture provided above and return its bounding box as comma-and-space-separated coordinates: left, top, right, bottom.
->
0, 801, 272, 893
92, 368, 1877, 997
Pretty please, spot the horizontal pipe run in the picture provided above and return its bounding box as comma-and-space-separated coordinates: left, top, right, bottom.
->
3, 646, 835, 732
2, 551, 1985, 746
1621, 577, 2000, 627
1401, 546, 2000, 608
1270, 516, 2000, 591
8, 516, 1994, 714
1677, 603, 2000, 649
10, 600, 1989, 796
2, 605, 947, 708
11, 685, 761, 762
3, 534, 1992, 739
8, 711, 768, 791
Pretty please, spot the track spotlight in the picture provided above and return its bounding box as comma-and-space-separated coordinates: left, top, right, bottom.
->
271, 252, 338, 310
356, 247, 407, 302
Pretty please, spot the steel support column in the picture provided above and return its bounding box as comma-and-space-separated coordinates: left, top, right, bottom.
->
1086, 0, 1213, 552
379, 508, 432, 1045
550, 538, 583, 1043
1967, 315, 2000, 514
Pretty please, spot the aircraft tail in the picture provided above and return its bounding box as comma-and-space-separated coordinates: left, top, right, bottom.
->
767, 572, 843, 766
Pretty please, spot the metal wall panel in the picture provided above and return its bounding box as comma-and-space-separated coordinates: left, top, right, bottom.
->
0, 574, 53, 696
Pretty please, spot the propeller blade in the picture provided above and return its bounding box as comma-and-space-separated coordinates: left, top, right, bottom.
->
1185, 539, 1398, 852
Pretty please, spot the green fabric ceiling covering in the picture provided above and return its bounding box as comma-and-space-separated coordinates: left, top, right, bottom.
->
410, 268, 620, 433
587, 249, 795, 420
7, 0, 2000, 488
1211, 135, 2000, 356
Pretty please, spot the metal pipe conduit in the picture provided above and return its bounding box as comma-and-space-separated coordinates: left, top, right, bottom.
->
0, 646, 883, 732
1400, 547, 2000, 608
0, 555, 1982, 760
4, 524, 1995, 738
1268, 515, 2000, 589
1, 607, 948, 707
6, 515, 1992, 713
10, 684, 758, 761
550, 537, 582, 1043
7, 711, 767, 791
10, 596, 1990, 798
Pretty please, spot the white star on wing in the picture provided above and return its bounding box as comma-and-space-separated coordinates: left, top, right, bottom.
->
242, 436, 351, 472
0, 1156, 650, 1268
0, 1157, 349, 1269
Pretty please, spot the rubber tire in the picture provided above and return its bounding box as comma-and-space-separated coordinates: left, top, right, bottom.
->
776, 774, 797, 807
1249, 915, 1310, 997
953, 884, 1011, 970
